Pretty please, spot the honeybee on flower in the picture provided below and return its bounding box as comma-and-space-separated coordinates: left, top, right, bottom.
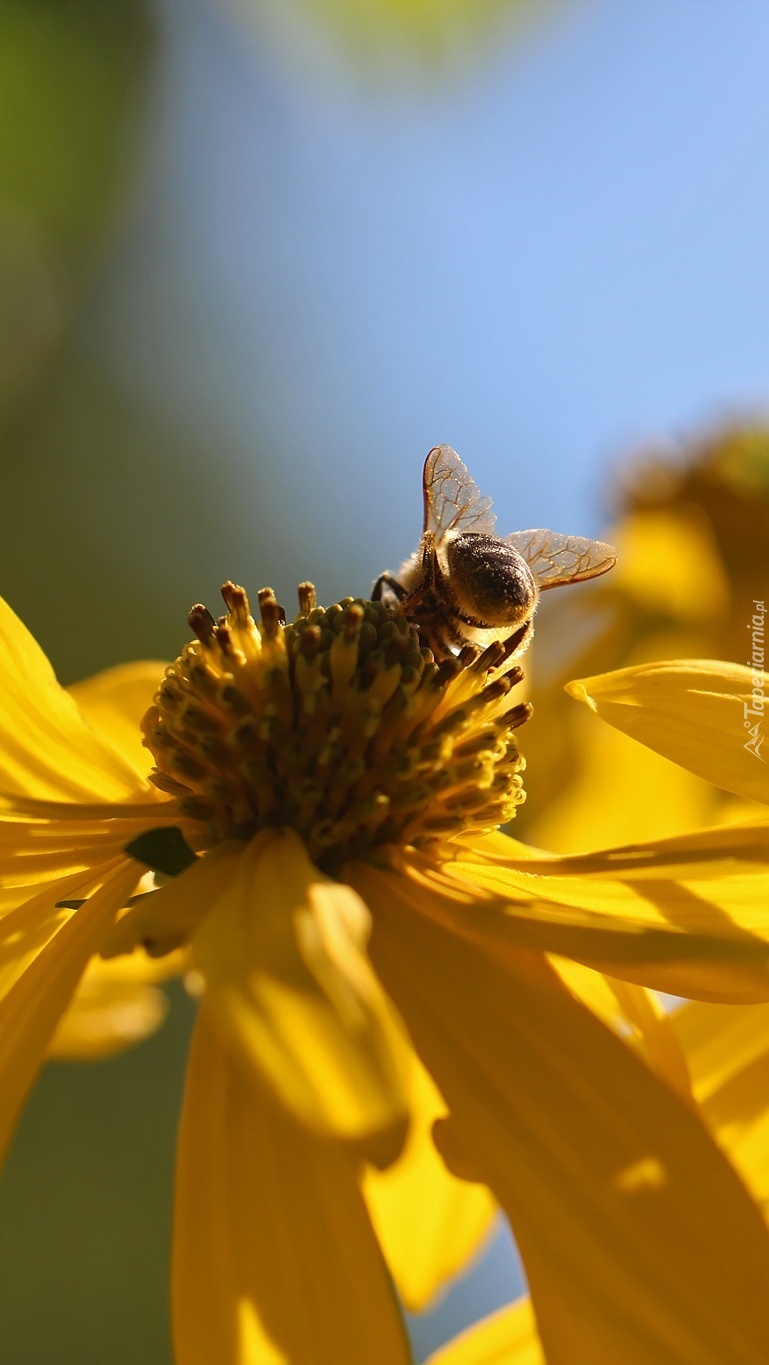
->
373, 445, 616, 661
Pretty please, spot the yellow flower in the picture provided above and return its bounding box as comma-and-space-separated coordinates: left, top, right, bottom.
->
3, 586, 769, 1363
521, 423, 769, 851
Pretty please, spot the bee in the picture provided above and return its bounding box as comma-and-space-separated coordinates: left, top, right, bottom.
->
372, 445, 617, 661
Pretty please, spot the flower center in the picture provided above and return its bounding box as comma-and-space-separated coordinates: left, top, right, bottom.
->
141, 582, 530, 872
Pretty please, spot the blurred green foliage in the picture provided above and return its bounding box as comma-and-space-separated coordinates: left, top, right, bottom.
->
0, 0, 153, 427
0, 1, 149, 253
1, 356, 219, 682
0, 988, 194, 1365
0, 7, 187, 1362
0, 0, 183, 688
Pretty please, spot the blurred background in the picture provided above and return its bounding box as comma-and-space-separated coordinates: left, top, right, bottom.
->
2, 0, 769, 1360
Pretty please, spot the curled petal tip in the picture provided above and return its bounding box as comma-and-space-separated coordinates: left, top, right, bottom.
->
564, 678, 594, 709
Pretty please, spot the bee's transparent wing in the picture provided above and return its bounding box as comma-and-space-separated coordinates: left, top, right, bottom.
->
422, 446, 497, 540
505, 529, 617, 589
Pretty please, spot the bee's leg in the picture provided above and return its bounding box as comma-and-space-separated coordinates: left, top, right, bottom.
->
372, 573, 407, 602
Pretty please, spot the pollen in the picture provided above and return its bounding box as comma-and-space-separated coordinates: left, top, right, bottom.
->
141, 582, 530, 872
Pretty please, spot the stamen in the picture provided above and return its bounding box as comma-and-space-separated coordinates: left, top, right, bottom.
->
142, 584, 530, 872
220, 580, 252, 626
500, 701, 534, 730
297, 581, 317, 616
188, 605, 216, 646
213, 622, 238, 660
258, 588, 284, 638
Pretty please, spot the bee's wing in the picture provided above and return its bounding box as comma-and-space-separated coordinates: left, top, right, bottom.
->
422, 446, 497, 541
504, 529, 617, 589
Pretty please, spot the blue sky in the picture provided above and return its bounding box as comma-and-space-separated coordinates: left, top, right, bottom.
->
85, 0, 769, 611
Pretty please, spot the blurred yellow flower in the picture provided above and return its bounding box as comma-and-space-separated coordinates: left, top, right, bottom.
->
521, 423, 769, 851
231, 0, 559, 68
2, 587, 769, 1362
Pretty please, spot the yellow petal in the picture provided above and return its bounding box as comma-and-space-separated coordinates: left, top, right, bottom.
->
0, 596, 151, 802
172, 1008, 412, 1365
567, 660, 769, 806
99, 842, 240, 959
0, 811, 170, 885
672, 1000, 769, 1213
526, 703, 718, 853
0, 806, 184, 934
0, 819, 134, 879
434, 825, 769, 1002
363, 1042, 496, 1311
0, 859, 139, 1161
48, 946, 186, 1059
0, 858, 131, 999
192, 829, 407, 1149
676, 999, 769, 1104
552, 959, 692, 1103
610, 507, 730, 625
48, 978, 167, 1059
69, 660, 166, 778
356, 864, 769, 1365
427, 1300, 542, 1365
